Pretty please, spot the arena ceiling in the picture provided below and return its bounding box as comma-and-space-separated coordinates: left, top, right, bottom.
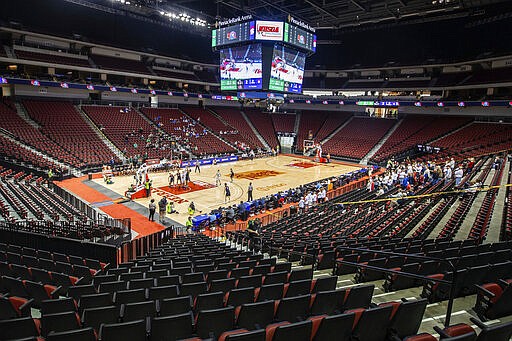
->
150, 0, 510, 30
4, 0, 512, 67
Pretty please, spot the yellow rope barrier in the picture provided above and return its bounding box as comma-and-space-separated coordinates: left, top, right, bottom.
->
252, 183, 512, 217
334, 183, 512, 206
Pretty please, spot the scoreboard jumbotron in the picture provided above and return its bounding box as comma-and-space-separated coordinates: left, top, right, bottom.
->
212, 16, 316, 94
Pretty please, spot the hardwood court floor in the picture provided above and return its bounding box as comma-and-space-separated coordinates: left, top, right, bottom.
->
93, 155, 362, 226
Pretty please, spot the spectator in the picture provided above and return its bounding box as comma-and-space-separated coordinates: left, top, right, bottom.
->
148, 199, 156, 222
390, 189, 406, 208
454, 166, 463, 186
467, 158, 475, 173
225, 206, 235, 223
298, 196, 305, 213
444, 165, 452, 184
158, 197, 167, 223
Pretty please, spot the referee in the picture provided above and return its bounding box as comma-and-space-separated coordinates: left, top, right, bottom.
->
248, 182, 254, 201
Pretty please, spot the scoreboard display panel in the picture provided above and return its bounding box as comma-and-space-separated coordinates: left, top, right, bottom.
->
212, 21, 255, 48
212, 20, 316, 54
284, 23, 316, 53
219, 43, 263, 91
214, 18, 316, 94
269, 44, 306, 93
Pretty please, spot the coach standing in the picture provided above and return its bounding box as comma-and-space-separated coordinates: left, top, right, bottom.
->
158, 197, 167, 223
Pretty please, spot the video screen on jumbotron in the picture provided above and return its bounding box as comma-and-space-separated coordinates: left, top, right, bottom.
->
219, 43, 263, 91
269, 44, 305, 93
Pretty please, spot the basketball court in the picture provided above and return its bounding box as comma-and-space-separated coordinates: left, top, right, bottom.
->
90, 155, 362, 229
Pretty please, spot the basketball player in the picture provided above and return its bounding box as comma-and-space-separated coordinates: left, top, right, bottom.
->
225, 183, 231, 202
175, 170, 181, 185
215, 170, 221, 186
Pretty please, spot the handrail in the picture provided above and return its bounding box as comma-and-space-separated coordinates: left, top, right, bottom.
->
334, 246, 458, 327
118, 225, 175, 263
266, 238, 317, 268
227, 231, 317, 268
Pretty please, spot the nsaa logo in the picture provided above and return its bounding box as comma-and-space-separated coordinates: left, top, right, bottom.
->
255, 21, 283, 40
258, 25, 279, 32
227, 31, 237, 40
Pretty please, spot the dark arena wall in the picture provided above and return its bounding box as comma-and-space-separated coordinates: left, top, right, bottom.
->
2, 0, 512, 68
0, 0, 215, 63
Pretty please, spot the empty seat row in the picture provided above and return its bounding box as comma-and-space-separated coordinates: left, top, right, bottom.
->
106, 261, 295, 284
67, 275, 341, 309
0, 294, 427, 341
0, 243, 107, 271
421, 261, 512, 303
1, 260, 95, 286
1, 276, 60, 307
403, 318, 512, 341
115, 253, 277, 276
473, 278, 512, 320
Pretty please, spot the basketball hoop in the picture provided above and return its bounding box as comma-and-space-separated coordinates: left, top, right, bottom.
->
303, 139, 315, 156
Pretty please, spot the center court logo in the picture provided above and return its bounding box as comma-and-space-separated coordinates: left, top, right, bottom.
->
234, 170, 284, 180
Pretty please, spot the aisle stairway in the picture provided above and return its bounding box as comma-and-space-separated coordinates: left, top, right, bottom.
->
293, 112, 301, 135
454, 165, 496, 240
486, 156, 511, 242
14, 102, 41, 129
321, 116, 354, 144
76, 105, 127, 163
0, 130, 79, 176
361, 118, 403, 164
240, 110, 270, 149
133, 107, 193, 159
178, 107, 238, 152
429, 120, 475, 144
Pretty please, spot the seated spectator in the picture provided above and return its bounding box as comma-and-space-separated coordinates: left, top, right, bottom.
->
225, 206, 235, 223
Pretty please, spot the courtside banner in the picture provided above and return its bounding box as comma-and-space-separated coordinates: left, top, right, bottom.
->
146, 159, 161, 166
255, 21, 284, 41
180, 156, 238, 167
